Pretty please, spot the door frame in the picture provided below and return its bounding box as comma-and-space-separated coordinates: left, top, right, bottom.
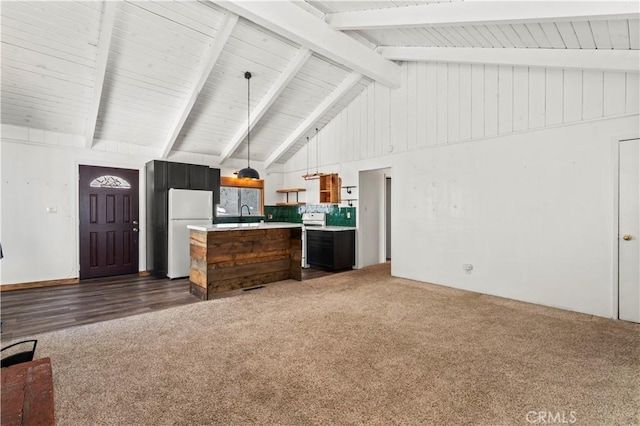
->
385, 175, 392, 261
611, 134, 640, 319
76, 161, 145, 277
358, 167, 392, 269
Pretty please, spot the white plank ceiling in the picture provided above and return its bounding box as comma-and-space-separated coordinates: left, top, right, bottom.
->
1, 1, 638, 166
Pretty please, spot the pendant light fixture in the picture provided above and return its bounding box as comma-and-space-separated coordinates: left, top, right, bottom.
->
237, 71, 259, 180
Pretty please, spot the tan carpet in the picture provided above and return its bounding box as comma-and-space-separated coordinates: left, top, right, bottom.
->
13, 264, 640, 425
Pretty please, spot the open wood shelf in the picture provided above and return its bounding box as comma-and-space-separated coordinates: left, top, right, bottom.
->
276, 188, 306, 193
302, 173, 323, 180
276, 188, 306, 205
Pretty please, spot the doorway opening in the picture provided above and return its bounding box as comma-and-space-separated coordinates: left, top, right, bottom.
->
358, 168, 391, 269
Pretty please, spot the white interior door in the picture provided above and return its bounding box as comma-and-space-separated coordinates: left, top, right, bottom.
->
619, 138, 640, 323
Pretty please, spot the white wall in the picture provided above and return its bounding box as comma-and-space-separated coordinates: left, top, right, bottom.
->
0, 126, 281, 285
283, 63, 639, 169
281, 61, 639, 318
0, 139, 148, 285
393, 116, 638, 318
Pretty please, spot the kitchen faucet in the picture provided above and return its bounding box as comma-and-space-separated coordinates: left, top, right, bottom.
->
240, 204, 251, 218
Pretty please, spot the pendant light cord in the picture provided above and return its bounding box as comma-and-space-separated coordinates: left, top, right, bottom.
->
306, 136, 309, 175
315, 128, 319, 174
246, 72, 251, 168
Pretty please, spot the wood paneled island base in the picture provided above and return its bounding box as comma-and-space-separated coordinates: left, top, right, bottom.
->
189, 225, 302, 300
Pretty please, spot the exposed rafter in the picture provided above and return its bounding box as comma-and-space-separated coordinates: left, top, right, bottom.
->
219, 47, 312, 164
212, 0, 400, 88
159, 13, 238, 159
326, 1, 640, 30
264, 72, 362, 169
379, 46, 640, 73
85, 1, 116, 148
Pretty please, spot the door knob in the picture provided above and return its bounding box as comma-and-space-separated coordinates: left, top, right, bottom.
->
133, 220, 138, 225
623, 234, 632, 241
133, 228, 139, 232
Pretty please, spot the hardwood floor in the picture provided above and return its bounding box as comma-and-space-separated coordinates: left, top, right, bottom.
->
0, 268, 340, 342
0, 274, 199, 342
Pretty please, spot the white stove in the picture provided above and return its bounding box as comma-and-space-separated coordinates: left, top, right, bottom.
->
301, 212, 326, 268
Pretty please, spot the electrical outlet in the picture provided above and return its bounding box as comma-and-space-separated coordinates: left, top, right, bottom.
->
268, 214, 273, 220
346, 212, 351, 219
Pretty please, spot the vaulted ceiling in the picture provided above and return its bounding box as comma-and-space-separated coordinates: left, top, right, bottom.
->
2, 1, 638, 168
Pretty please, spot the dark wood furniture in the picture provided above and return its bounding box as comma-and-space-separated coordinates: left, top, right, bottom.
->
1, 357, 55, 426
146, 160, 220, 277
306, 229, 355, 271
189, 226, 302, 299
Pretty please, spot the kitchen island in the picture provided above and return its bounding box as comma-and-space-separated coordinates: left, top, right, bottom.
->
187, 222, 302, 299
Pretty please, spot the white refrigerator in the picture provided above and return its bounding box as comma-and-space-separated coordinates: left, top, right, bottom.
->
168, 188, 213, 279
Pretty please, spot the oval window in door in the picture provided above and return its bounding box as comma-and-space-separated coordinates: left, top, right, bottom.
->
89, 175, 131, 189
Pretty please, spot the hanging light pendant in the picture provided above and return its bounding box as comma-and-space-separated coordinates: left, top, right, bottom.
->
237, 71, 260, 179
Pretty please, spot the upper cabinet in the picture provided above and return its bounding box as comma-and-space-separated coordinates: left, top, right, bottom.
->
209, 168, 221, 206
167, 162, 210, 190
188, 164, 210, 190
319, 173, 341, 204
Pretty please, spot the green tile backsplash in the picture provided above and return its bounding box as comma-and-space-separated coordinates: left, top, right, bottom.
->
264, 205, 356, 227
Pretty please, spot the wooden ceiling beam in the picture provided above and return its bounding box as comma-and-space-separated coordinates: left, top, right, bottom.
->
327, 1, 639, 30
159, 13, 238, 159
379, 46, 640, 73
264, 71, 362, 169
212, 0, 400, 88
85, 1, 116, 148
218, 47, 312, 164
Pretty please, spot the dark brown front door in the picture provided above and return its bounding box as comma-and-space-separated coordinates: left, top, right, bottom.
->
79, 166, 139, 279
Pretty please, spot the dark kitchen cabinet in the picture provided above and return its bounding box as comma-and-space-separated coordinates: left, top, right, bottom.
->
209, 167, 220, 206
306, 229, 355, 272
167, 162, 210, 190
146, 160, 220, 276
168, 162, 189, 189
189, 164, 210, 190
146, 160, 167, 276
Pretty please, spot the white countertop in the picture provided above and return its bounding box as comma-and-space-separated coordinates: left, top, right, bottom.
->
305, 226, 357, 232
188, 222, 302, 232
